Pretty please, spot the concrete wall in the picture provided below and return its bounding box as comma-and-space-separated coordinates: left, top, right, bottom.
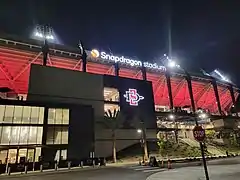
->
95, 129, 157, 157
27, 64, 104, 119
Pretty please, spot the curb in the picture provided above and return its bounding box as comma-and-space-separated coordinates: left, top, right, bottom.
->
0, 166, 108, 179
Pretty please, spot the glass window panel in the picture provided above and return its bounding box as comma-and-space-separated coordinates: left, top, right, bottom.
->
0, 105, 5, 123
1, 126, 11, 145
35, 148, 41, 162
36, 127, 43, 144
22, 106, 31, 124
13, 106, 23, 124
48, 109, 55, 124
46, 127, 54, 144
62, 109, 69, 124
27, 149, 34, 162
10, 126, 20, 145
28, 127, 37, 144
19, 126, 29, 145
3, 106, 14, 123
55, 109, 63, 124
61, 128, 68, 144
8, 149, 17, 164
0, 150, 7, 164
54, 127, 61, 144
39, 107, 44, 124
18, 149, 27, 163
30, 107, 39, 124
61, 149, 67, 160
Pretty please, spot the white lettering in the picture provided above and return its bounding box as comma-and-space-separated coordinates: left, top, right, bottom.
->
96, 50, 166, 72
101, 52, 107, 59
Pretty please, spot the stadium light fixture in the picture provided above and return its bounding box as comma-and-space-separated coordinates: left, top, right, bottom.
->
164, 55, 180, 68
169, 114, 175, 120
34, 25, 55, 41
199, 113, 207, 119
214, 69, 230, 82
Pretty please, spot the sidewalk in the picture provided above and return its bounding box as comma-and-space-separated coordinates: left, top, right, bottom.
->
0, 165, 106, 178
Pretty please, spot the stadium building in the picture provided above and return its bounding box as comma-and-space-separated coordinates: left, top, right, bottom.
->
0, 34, 239, 164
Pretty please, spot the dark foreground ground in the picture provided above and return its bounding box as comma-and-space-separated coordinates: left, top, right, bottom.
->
1, 157, 240, 180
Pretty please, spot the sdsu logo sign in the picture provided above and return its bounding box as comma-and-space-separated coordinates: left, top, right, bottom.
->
124, 89, 144, 106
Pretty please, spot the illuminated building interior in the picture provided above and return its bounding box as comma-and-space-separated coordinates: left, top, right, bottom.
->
104, 87, 120, 114
0, 104, 69, 164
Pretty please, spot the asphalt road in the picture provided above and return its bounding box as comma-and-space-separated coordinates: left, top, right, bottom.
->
147, 164, 240, 180
2, 157, 240, 180
0, 167, 148, 180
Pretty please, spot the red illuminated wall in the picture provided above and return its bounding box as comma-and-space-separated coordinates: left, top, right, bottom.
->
0, 44, 238, 114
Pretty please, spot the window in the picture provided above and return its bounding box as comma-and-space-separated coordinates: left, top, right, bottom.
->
63, 109, 69, 124
0, 105, 5, 123
30, 107, 39, 124
46, 127, 68, 145
0, 126, 43, 145
22, 106, 31, 123
3, 105, 14, 123
48, 108, 69, 124
13, 106, 23, 123
104, 87, 119, 102
35, 147, 41, 162
55, 109, 63, 124
104, 104, 120, 115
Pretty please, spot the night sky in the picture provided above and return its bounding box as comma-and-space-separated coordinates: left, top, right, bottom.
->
1, 0, 240, 84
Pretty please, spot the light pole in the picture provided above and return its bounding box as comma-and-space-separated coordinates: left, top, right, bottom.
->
137, 121, 148, 163
169, 114, 178, 143
34, 25, 54, 66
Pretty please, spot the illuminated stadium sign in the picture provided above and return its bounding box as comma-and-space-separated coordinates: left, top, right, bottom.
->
91, 49, 166, 71
124, 88, 144, 106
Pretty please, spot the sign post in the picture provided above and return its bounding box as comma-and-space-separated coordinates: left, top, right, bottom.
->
193, 125, 209, 180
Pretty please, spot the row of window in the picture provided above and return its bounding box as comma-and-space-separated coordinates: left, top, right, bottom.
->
0, 126, 43, 145
0, 105, 44, 124
0, 106, 69, 125
0, 148, 41, 164
0, 125, 69, 146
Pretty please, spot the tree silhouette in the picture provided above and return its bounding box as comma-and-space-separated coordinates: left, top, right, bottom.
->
101, 109, 124, 163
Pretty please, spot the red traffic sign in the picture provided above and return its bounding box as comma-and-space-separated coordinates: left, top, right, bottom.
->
193, 125, 205, 142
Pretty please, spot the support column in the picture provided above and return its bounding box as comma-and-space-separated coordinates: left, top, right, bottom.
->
229, 84, 236, 106
42, 40, 49, 66
114, 63, 119, 76
141, 66, 147, 81
186, 75, 196, 113
79, 42, 87, 72
212, 79, 222, 115
41, 106, 49, 159
229, 84, 238, 116
165, 70, 174, 111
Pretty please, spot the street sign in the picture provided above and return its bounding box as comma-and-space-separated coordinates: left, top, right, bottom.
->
193, 125, 205, 142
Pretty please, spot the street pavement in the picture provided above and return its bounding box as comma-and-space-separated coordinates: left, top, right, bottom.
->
147, 164, 240, 180
0, 167, 148, 180
1, 157, 240, 180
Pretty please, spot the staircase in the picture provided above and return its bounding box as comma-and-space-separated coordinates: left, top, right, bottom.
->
180, 138, 225, 156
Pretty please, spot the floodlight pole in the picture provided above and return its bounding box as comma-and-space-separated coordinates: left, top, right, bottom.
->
140, 121, 148, 163
38, 25, 50, 66
79, 41, 87, 72
42, 39, 49, 66
183, 68, 209, 180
